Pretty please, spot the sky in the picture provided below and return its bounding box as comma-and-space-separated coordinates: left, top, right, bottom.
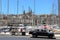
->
0, 0, 58, 15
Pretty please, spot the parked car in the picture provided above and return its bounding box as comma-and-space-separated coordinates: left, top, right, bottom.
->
10, 27, 26, 36
52, 28, 60, 33
9, 27, 19, 36
50, 26, 60, 33
0, 28, 11, 35
18, 27, 26, 35
29, 29, 55, 38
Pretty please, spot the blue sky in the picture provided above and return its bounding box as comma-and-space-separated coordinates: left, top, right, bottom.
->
1, 0, 58, 15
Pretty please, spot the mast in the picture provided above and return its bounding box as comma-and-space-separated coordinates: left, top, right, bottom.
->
17, 0, 19, 15
7, 0, 9, 14
0, 0, 2, 14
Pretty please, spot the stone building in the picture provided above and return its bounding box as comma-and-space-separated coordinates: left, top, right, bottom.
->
39, 14, 59, 25
0, 13, 59, 26
19, 10, 38, 26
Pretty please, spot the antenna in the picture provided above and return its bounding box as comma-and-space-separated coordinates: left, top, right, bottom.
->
51, 0, 55, 15
52, 3, 54, 14
28, 6, 32, 13
22, 5, 25, 14
51, 2, 56, 25
28, 6, 30, 12
22, 5, 24, 12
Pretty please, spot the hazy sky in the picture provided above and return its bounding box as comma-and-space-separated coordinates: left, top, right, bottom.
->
1, 0, 58, 15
